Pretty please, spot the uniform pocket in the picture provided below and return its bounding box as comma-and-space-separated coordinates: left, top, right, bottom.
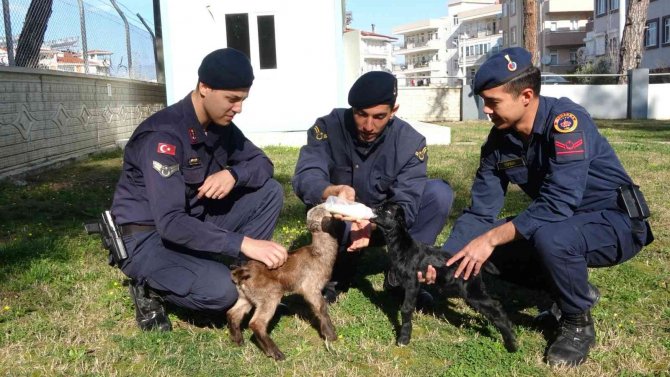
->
182, 166, 206, 185
504, 167, 528, 185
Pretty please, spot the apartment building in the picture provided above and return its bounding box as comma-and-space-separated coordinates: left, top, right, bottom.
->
538, 0, 593, 73
585, 0, 670, 71
392, 18, 451, 86
450, 0, 503, 85
343, 27, 397, 90
501, 0, 592, 73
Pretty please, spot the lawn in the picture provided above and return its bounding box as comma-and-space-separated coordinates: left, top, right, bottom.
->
0, 120, 669, 376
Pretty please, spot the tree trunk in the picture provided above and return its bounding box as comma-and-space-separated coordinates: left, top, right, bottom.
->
617, 0, 649, 84
14, 0, 54, 68
523, 0, 538, 65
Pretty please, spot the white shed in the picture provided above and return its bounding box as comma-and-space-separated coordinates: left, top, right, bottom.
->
159, 0, 347, 133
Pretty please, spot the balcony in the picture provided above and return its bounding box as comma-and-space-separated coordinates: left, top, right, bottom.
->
401, 60, 443, 74
544, 30, 587, 47
395, 39, 442, 55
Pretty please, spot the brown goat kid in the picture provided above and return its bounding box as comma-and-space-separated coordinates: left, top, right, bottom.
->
226, 205, 343, 360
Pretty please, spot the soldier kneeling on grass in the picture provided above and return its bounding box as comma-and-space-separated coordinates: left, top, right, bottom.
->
420, 47, 654, 367
97, 48, 287, 331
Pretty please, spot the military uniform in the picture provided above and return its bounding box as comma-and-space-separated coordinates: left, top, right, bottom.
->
293, 108, 453, 245
442, 47, 653, 366
443, 95, 653, 313
111, 50, 282, 314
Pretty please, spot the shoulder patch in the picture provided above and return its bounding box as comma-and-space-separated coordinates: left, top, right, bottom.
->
157, 142, 176, 155
554, 131, 586, 162
415, 146, 427, 161
152, 161, 180, 178
553, 112, 578, 133
311, 124, 328, 141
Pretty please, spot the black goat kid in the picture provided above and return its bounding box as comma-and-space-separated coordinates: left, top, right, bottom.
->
371, 202, 518, 352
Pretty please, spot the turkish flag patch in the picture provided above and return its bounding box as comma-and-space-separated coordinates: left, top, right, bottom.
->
157, 142, 176, 156
554, 131, 586, 162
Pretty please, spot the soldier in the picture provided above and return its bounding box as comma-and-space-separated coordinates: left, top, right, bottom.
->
292, 71, 454, 306
422, 47, 653, 366
111, 48, 288, 331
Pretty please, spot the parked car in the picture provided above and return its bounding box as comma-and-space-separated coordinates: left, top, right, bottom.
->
541, 72, 570, 85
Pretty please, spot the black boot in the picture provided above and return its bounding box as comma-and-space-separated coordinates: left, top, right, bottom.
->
322, 250, 360, 304
535, 282, 600, 326
129, 280, 172, 331
546, 311, 596, 367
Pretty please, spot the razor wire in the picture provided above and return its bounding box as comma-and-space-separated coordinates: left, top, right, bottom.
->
0, 0, 157, 82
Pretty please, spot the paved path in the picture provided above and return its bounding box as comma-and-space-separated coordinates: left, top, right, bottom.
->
245, 119, 451, 147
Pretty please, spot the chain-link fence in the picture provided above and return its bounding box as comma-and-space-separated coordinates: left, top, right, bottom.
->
1, 0, 157, 82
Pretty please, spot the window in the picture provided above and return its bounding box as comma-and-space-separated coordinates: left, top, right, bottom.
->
225, 14, 251, 58
645, 19, 659, 48
663, 16, 670, 46
511, 26, 517, 45
596, 0, 607, 16
571, 19, 579, 31
454, 16, 459, 25
609, 0, 619, 11
550, 50, 558, 65
510, 0, 516, 16
569, 49, 578, 64
257, 15, 277, 69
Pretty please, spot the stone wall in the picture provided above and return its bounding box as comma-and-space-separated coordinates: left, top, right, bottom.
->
396, 86, 461, 122
0, 67, 166, 179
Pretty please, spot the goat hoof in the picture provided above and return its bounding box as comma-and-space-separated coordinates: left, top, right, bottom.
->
324, 332, 338, 342
504, 340, 518, 353
268, 349, 286, 361
396, 336, 410, 346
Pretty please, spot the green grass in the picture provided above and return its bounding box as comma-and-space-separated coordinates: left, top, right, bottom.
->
1, 120, 669, 376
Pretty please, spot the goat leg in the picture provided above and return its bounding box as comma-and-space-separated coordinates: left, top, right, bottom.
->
249, 299, 286, 360
303, 290, 337, 341
397, 282, 419, 346
461, 277, 518, 352
226, 296, 252, 346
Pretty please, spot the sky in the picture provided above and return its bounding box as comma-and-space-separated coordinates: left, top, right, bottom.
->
346, 0, 448, 37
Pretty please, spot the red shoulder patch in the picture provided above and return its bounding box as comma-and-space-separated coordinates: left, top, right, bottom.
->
554, 132, 585, 162
157, 143, 176, 156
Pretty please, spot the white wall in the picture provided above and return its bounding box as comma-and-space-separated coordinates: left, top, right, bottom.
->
649, 83, 670, 120
541, 84, 628, 119
159, 0, 346, 132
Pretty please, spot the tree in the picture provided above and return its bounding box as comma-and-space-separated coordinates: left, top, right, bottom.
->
523, 0, 538, 65
617, 0, 650, 84
14, 0, 54, 68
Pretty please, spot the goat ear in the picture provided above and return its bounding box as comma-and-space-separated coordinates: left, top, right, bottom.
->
307, 219, 321, 233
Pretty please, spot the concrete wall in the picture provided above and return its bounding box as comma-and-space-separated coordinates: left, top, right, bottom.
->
396, 86, 461, 122
0, 67, 166, 179
160, 0, 346, 132
540, 84, 628, 119
649, 83, 670, 120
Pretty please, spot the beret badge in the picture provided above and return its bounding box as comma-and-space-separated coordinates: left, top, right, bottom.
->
504, 54, 517, 72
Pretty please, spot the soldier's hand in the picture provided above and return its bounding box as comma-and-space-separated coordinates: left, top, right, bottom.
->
322, 184, 355, 202
240, 237, 288, 269
417, 264, 437, 285
197, 169, 236, 200
347, 219, 371, 251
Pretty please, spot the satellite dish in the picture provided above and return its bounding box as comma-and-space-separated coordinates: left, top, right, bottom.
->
541, 55, 552, 65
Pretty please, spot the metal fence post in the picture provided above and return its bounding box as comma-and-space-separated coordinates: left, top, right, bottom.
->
77, 0, 88, 73
2, 0, 14, 66
110, 0, 132, 78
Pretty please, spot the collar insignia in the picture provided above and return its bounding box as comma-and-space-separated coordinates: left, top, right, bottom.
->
188, 128, 199, 144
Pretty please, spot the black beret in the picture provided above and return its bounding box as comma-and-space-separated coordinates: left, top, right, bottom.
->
198, 48, 254, 89
473, 47, 532, 95
348, 71, 398, 109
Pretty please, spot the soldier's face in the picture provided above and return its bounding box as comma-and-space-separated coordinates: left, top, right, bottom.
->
352, 104, 399, 143
480, 86, 526, 131
201, 85, 250, 126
